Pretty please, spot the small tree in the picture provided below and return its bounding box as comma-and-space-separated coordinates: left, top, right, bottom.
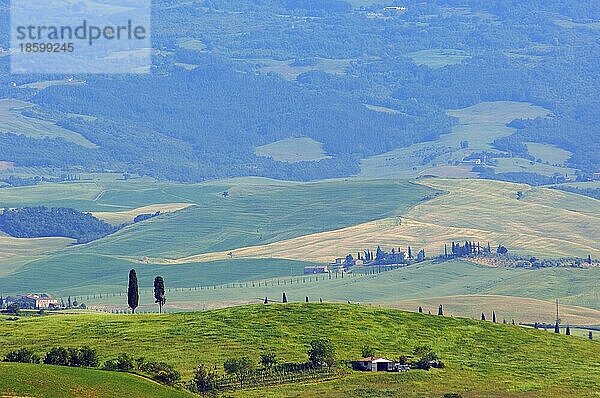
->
438, 305, 443, 316
308, 338, 336, 368
193, 364, 217, 396
418, 306, 423, 313
224, 356, 254, 388
128, 269, 139, 314
554, 322, 560, 334
481, 313, 486, 321
492, 311, 497, 323
260, 352, 277, 369
589, 331, 593, 340
153, 276, 166, 313
566, 326, 571, 336
361, 345, 375, 358
282, 292, 288, 303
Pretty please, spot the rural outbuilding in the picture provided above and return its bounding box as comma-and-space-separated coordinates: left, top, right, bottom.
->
354, 357, 395, 372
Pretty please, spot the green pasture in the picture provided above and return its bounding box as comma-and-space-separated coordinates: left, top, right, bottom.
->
0, 304, 598, 397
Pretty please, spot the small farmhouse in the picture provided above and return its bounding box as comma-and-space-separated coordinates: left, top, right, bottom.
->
354, 357, 395, 372
303, 265, 329, 275
3, 293, 59, 309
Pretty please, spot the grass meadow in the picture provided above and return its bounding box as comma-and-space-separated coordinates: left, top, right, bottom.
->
0, 304, 598, 397
81, 260, 600, 316
0, 362, 193, 398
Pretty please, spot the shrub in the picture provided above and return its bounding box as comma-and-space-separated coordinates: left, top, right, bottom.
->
44, 347, 70, 366
78, 346, 99, 367
138, 359, 181, 385
4, 348, 39, 363
103, 353, 135, 371
260, 352, 277, 369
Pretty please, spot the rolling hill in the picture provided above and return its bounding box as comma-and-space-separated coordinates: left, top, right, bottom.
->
0, 304, 598, 397
0, 177, 598, 305
0, 362, 193, 398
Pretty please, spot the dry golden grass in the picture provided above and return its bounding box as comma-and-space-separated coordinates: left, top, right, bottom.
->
92, 203, 194, 225
0, 235, 72, 260
384, 295, 600, 325
159, 178, 600, 264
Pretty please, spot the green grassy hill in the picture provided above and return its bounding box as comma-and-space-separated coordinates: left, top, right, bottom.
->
0, 362, 193, 398
1, 304, 598, 397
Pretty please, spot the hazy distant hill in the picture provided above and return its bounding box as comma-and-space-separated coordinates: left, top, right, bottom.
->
0, 0, 599, 181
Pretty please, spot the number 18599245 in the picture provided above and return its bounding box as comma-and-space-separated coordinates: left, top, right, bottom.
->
19, 42, 74, 52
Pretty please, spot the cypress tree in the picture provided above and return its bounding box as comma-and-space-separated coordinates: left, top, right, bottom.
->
444, 244, 448, 258
153, 276, 166, 313
512, 319, 515, 325
418, 306, 423, 313
128, 269, 139, 314
554, 322, 560, 334
305, 296, 309, 303
566, 326, 571, 336
492, 311, 497, 323
438, 305, 443, 316
481, 313, 486, 321
589, 331, 593, 340
408, 246, 412, 259
282, 292, 287, 303
588, 255, 592, 264
534, 322, 539, 329
264, 297, 268, 304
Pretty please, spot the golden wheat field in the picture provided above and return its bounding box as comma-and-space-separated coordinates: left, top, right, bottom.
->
160, 178, 600, 264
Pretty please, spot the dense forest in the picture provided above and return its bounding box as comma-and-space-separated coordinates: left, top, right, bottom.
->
0, 0, 598, 181
0, 207, 118, 244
